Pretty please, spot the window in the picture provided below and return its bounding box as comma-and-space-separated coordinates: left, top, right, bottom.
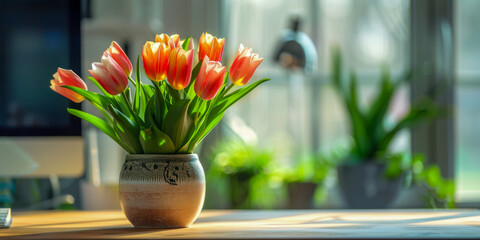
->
455, 0, 480, 202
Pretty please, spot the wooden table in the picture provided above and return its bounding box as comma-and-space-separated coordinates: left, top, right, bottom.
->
1, 209, 480, 239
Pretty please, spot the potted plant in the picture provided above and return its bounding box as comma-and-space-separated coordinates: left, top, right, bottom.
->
49, 33, 268, 228
281, 154, 334, 209
385, 153, 455, 208
207, 138, 276, 209
330, 48, 438, 208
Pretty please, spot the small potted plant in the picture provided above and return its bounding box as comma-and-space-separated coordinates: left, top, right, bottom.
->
282, 154, 334, 209
385, 153, 455, 208
49, 33, 268, 228
330, 48, 438, 208
207, 138, 276, 209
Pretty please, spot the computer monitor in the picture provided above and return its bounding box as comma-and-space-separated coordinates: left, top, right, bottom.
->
0, 0, 84, 177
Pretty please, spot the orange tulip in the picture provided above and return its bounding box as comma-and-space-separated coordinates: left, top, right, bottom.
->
229, 44, 263, 86
167, 47, 194, 90
198, 32, 225, 62
105, 41, 132, 76
88, 52, 129, 95
50, 68, 88, 103
194, 56, 226, 100
155, 33, 179, 49
143, 34, 181, 82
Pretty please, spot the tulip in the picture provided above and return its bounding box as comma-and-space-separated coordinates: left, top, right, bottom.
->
105, 41, 132, 76
194, 56, 226, 100
155, 33, 179, 49
88, 52, 128, 95
229, 44, 263, 86
198, 32, 225, 62
142, 41, 171, 82
50, 68, 88, 103
167, 47, 194, 90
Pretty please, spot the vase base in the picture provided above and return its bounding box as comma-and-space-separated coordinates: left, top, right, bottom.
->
132, 224, 190, 229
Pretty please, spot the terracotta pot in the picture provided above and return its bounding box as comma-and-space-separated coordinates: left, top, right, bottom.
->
119, 154, 205, 228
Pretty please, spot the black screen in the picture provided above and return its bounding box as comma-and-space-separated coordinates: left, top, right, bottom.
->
0, 0, 81, 136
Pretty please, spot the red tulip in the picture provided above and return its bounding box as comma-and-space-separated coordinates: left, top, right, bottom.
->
88, 52, 129, 95
50, 68, 87, 103
105, 41, 132, 76
229, 44, 263, 86
194, 56, 226, 100
167, 47, 194, 90
198, 32, 225, 62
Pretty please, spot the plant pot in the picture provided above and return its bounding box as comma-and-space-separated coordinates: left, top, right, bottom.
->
119, 154, 205, 228
337, 162, 403, 209
287, 182, 318, 209
228, 172, 253, 209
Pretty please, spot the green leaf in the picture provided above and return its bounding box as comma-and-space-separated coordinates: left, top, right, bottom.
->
181, 36, 191, 51
67, 108, 132, 153
331, 47, 343, 91
143, 84, 155, 99
367, 66, 394, 143
107, 105, 143, 153
62, 86, 111, 109
378, 104, 434, 151
144, 96, 156, 129
162, 99, 194, 152
424, 165, 442, 188
152, 83, 167, 128
134, 55, 143, 114
165, 82, 181, 101
86, 76, 112, 98
216, 78, 270, 113
191, 59, 203, 80
139, 125, 176, 154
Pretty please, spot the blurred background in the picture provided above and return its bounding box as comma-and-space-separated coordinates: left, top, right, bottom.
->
0, 0, 479, 210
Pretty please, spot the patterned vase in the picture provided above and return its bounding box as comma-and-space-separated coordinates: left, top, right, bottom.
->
119, 154, 205, 228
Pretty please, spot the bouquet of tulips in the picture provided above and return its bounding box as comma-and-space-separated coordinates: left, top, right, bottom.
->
49, 33, 268, 154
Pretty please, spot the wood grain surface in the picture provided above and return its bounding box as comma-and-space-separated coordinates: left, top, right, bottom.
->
1, 209, 480, 239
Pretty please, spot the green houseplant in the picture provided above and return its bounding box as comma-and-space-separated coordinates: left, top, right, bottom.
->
330, 48, 443, 208
207, 138, 276, 209
281, 153, 335, 209
49, 33, 268, 228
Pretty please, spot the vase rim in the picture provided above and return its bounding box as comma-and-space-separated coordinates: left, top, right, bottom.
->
125, 153, 198, 162
127, 153, 197, 156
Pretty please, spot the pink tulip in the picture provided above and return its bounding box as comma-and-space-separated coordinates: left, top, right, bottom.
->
50, 68, 88, 103
167, 47, 194, 90
88, 52, 128, 95
194, 56, 226, 100
105, 41, 132, 76
229, 44, 263, 86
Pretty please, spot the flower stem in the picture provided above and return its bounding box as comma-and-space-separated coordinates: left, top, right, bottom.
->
222, 84, 235, 98
128, 76, 136, 86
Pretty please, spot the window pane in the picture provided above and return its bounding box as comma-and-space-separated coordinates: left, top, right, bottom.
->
455, 0, 480, 202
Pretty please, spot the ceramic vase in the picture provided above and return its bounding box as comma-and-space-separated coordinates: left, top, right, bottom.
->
119, 154, 205, 228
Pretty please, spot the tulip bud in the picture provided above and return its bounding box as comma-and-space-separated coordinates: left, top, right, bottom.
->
105, 41, 132, 76
229, 44, 263, 86
88, 52, 129, 95
194, 56, 226, 100
198, 32, 225, 62
50, 68, 88, 103
167, 47, 194, 90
